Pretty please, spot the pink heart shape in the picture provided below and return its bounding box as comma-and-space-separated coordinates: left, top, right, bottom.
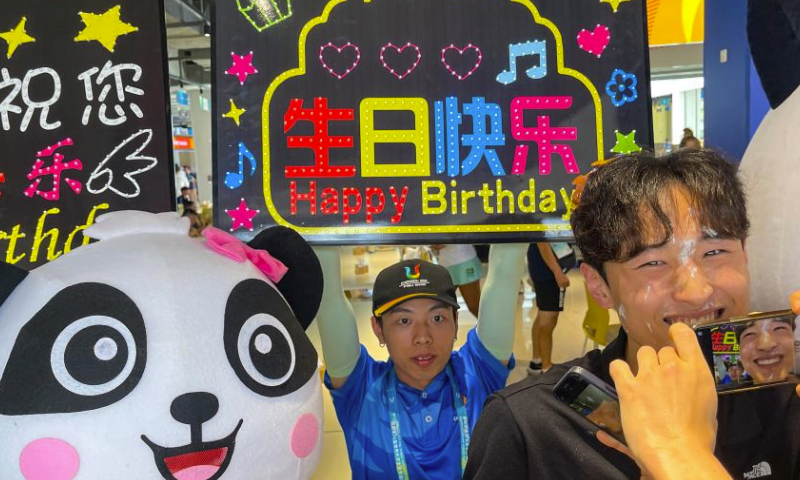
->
379, 42, 422, 79
441, 43, 483, 80
577, 25, 611, 58
319, 42, 361, 79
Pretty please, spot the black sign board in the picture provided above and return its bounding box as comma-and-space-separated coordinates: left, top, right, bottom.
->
214, 0, 652, 244
0, 0, 173, 268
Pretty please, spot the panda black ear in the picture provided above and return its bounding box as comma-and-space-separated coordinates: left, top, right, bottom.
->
247, 227, 322, 330
0, 262, 28, 308
748, 0, 800, 108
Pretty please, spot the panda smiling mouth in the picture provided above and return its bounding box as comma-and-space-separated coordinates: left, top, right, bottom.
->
141, 420, 243, 480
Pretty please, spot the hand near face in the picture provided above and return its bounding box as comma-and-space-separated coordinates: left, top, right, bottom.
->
597, 323, 730, 480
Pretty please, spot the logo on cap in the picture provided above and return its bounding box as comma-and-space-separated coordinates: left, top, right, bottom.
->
399, 264, 429, 288
404, 265, 421, 280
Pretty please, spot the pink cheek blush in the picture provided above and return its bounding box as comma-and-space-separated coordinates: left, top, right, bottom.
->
291, 413, 320, 458
19, 438, 80, 480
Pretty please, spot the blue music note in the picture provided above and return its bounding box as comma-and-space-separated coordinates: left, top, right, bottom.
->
224, 142, 257, 189
496, 40, 547, 85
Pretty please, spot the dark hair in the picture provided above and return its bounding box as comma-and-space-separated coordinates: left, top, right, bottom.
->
570, 149, 749, 275
734, 317, 796, 344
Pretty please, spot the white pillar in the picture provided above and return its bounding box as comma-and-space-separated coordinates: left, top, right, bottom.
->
188, 89, 213, 204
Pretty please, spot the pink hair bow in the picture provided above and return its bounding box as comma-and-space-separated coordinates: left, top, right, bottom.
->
202, 227, 288, 283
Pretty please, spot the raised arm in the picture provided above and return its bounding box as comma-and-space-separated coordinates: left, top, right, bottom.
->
312, 246, 361, 389
476, 243, 527, 364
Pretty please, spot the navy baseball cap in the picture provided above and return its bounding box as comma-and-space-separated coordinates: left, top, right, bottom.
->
372, 260, 460, 316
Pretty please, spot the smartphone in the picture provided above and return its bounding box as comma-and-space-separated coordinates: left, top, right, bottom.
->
553, 366, 625, 443
694, 310, 800, 394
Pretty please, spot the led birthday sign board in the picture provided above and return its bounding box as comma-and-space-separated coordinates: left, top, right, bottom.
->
0, 0, 173, 268
213, 0, 652, 243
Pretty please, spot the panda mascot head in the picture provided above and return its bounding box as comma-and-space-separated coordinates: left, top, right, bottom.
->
740, 0, 800, 310
0, 211, 324, 480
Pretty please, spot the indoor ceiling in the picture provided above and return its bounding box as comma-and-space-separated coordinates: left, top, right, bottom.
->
164, 0, 703, 89
165, 0, 212, 87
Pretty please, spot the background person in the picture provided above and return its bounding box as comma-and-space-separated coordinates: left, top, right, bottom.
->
430, 244, 482, 318
174, 164, 189, 207
183, 164, 199, 203
720, 362, 744, 385
314, 244, 526, 480
527, 242, 576, 374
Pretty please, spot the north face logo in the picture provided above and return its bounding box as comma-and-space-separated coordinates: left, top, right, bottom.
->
743, 461, 772, 479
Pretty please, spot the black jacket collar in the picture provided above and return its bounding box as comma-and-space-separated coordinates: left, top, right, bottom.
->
598, 329, 628, 385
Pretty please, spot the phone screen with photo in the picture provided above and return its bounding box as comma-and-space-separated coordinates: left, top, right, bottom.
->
695, 311, 800, 393
563, 378, 625, 443
554, 367, 625, 443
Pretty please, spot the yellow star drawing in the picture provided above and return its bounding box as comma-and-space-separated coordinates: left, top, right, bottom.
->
223, 99, 247, 126
74, 5, 138, 52
0, 17, 36, 60
600, 0, 631, 13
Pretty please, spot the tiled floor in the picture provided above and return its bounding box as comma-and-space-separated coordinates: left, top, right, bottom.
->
305, 266, 619, 479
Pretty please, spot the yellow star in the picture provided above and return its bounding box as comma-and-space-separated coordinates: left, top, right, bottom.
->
600, 0, 631, 13
74, 5, 138, 52
222, 99, 247, 126
0, 17, 36, 60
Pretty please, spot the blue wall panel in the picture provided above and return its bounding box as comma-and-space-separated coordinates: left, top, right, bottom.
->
704, 0, 751, 161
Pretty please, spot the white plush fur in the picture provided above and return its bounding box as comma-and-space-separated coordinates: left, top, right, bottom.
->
0, 211, 322, 480
739, 87, 800, 312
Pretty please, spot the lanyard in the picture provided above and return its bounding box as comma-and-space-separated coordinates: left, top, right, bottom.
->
386, 365, 470, 480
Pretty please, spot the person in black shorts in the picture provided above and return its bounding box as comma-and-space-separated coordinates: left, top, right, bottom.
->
527, 242, 576, 374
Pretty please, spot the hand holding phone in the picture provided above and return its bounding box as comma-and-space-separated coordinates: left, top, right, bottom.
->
693, 310, 800, 393
553, 366, 625, 443
603, 323, 723, 480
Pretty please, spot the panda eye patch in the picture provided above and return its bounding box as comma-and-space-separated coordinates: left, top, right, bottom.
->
238, 314, 295, 386
224, 279, 317, 397
0, 283, 146, 415
52, 315, 136, 396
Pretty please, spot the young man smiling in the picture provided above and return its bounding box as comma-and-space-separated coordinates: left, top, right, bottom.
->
737, 317, 796, 385
464, 149, 800, 479
314, 244, 526, 480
